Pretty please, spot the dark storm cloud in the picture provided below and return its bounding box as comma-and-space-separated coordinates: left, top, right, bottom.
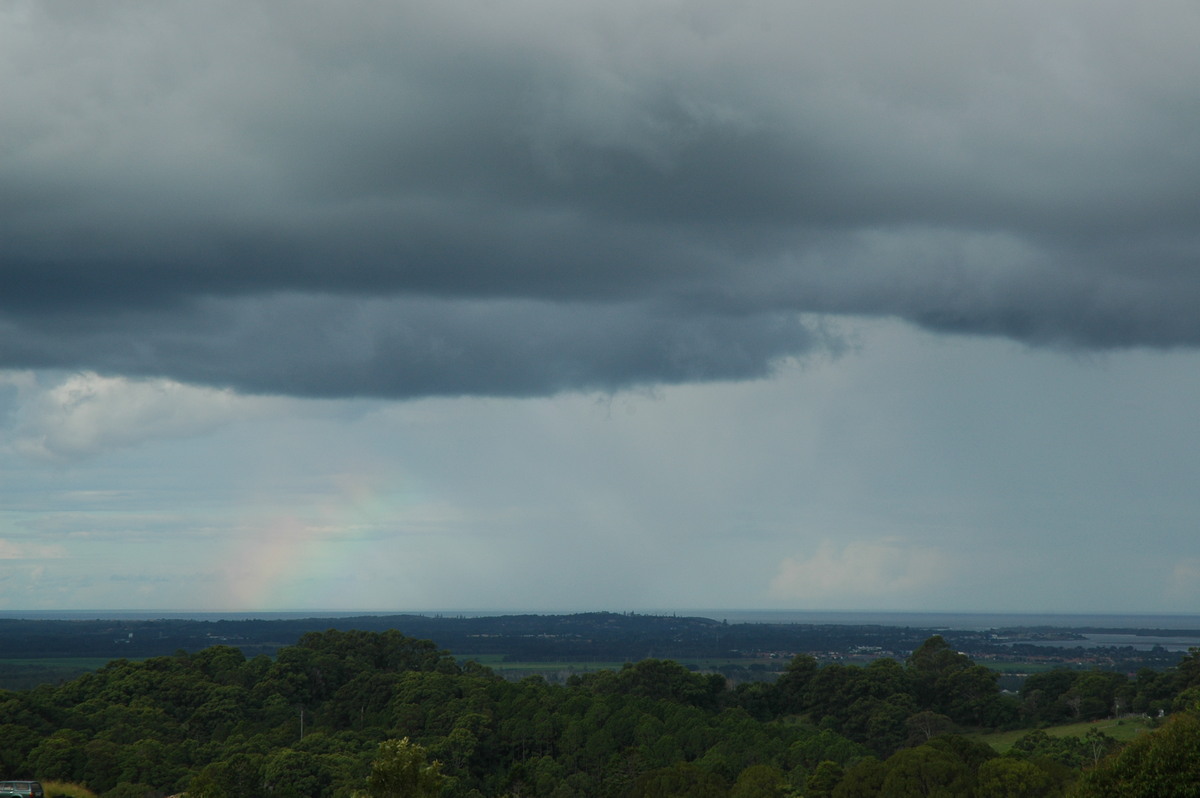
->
0, 295, 819, 397
2, 1, 1199, 397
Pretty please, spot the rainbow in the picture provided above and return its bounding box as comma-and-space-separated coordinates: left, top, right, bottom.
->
219, 470, 421, 610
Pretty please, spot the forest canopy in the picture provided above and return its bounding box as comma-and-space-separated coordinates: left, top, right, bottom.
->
1, 629, 1198, 797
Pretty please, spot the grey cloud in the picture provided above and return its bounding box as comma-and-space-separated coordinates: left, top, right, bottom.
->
1, 295, 819, 398
1, 1, 1198, 397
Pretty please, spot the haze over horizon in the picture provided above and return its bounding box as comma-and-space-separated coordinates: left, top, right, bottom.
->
3, 1, 1200, 614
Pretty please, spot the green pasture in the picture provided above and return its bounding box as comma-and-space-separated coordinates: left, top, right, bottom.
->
971, 717, 1155, 753
39, 782, 97, 798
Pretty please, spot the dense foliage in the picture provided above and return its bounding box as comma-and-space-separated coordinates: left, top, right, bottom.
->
1, 630, 1199, 796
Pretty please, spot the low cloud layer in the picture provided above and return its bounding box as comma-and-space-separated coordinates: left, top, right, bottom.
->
3, 1, 1199, 398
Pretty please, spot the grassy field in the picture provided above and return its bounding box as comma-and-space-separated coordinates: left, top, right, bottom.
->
971, 717, 1156, 753
40, 782, 97, 798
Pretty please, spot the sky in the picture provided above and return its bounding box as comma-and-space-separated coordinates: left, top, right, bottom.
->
2, 1, 1199, 614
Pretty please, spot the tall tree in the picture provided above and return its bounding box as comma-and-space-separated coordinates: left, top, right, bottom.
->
365, 738, 445, 798
1073, 711, 1200, 797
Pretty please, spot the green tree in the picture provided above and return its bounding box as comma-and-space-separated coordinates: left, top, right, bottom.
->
925, 733, 996, 773
776, 654, 819, 714
524, 755, 567, 797
81, 737, 122, 794
1065, 672, 1126, 721
102, 783, 158, 798
731, 764, 787, 798
1082, 728, 1119, 767
906, 711, 956, 745
1072, 711, 1200, 797
26, 729, 87, 782
628, 762, 728, 798
879, 744, 973, 798
262, 748, 333, 798
976, 757, 1053, 798
733, 680, 786, 721
832, 757, 887, 798
789, 728, 870, 770
807, 760, 845, 798
0, 723, 41, 778
190, 644, 251, 686
365, 738, 445, 798
116, 736, 186, 792
1021, 670, 1078, 725
1176, 647, 1200, 691
907, 636, 1012, 726
187, 753, 266, 798
615, 659, 725, 709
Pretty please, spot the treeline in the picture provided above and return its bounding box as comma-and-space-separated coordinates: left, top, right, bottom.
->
1, 630, 1199, 796
777, 637, 1200, 738
0, 615, 1187, 678
1019, 662, 1200, 724
0, 613, 940, 662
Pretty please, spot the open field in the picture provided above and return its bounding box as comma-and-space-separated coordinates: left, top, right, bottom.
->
971, 717, 1156, 753
40, 782, 97, 798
